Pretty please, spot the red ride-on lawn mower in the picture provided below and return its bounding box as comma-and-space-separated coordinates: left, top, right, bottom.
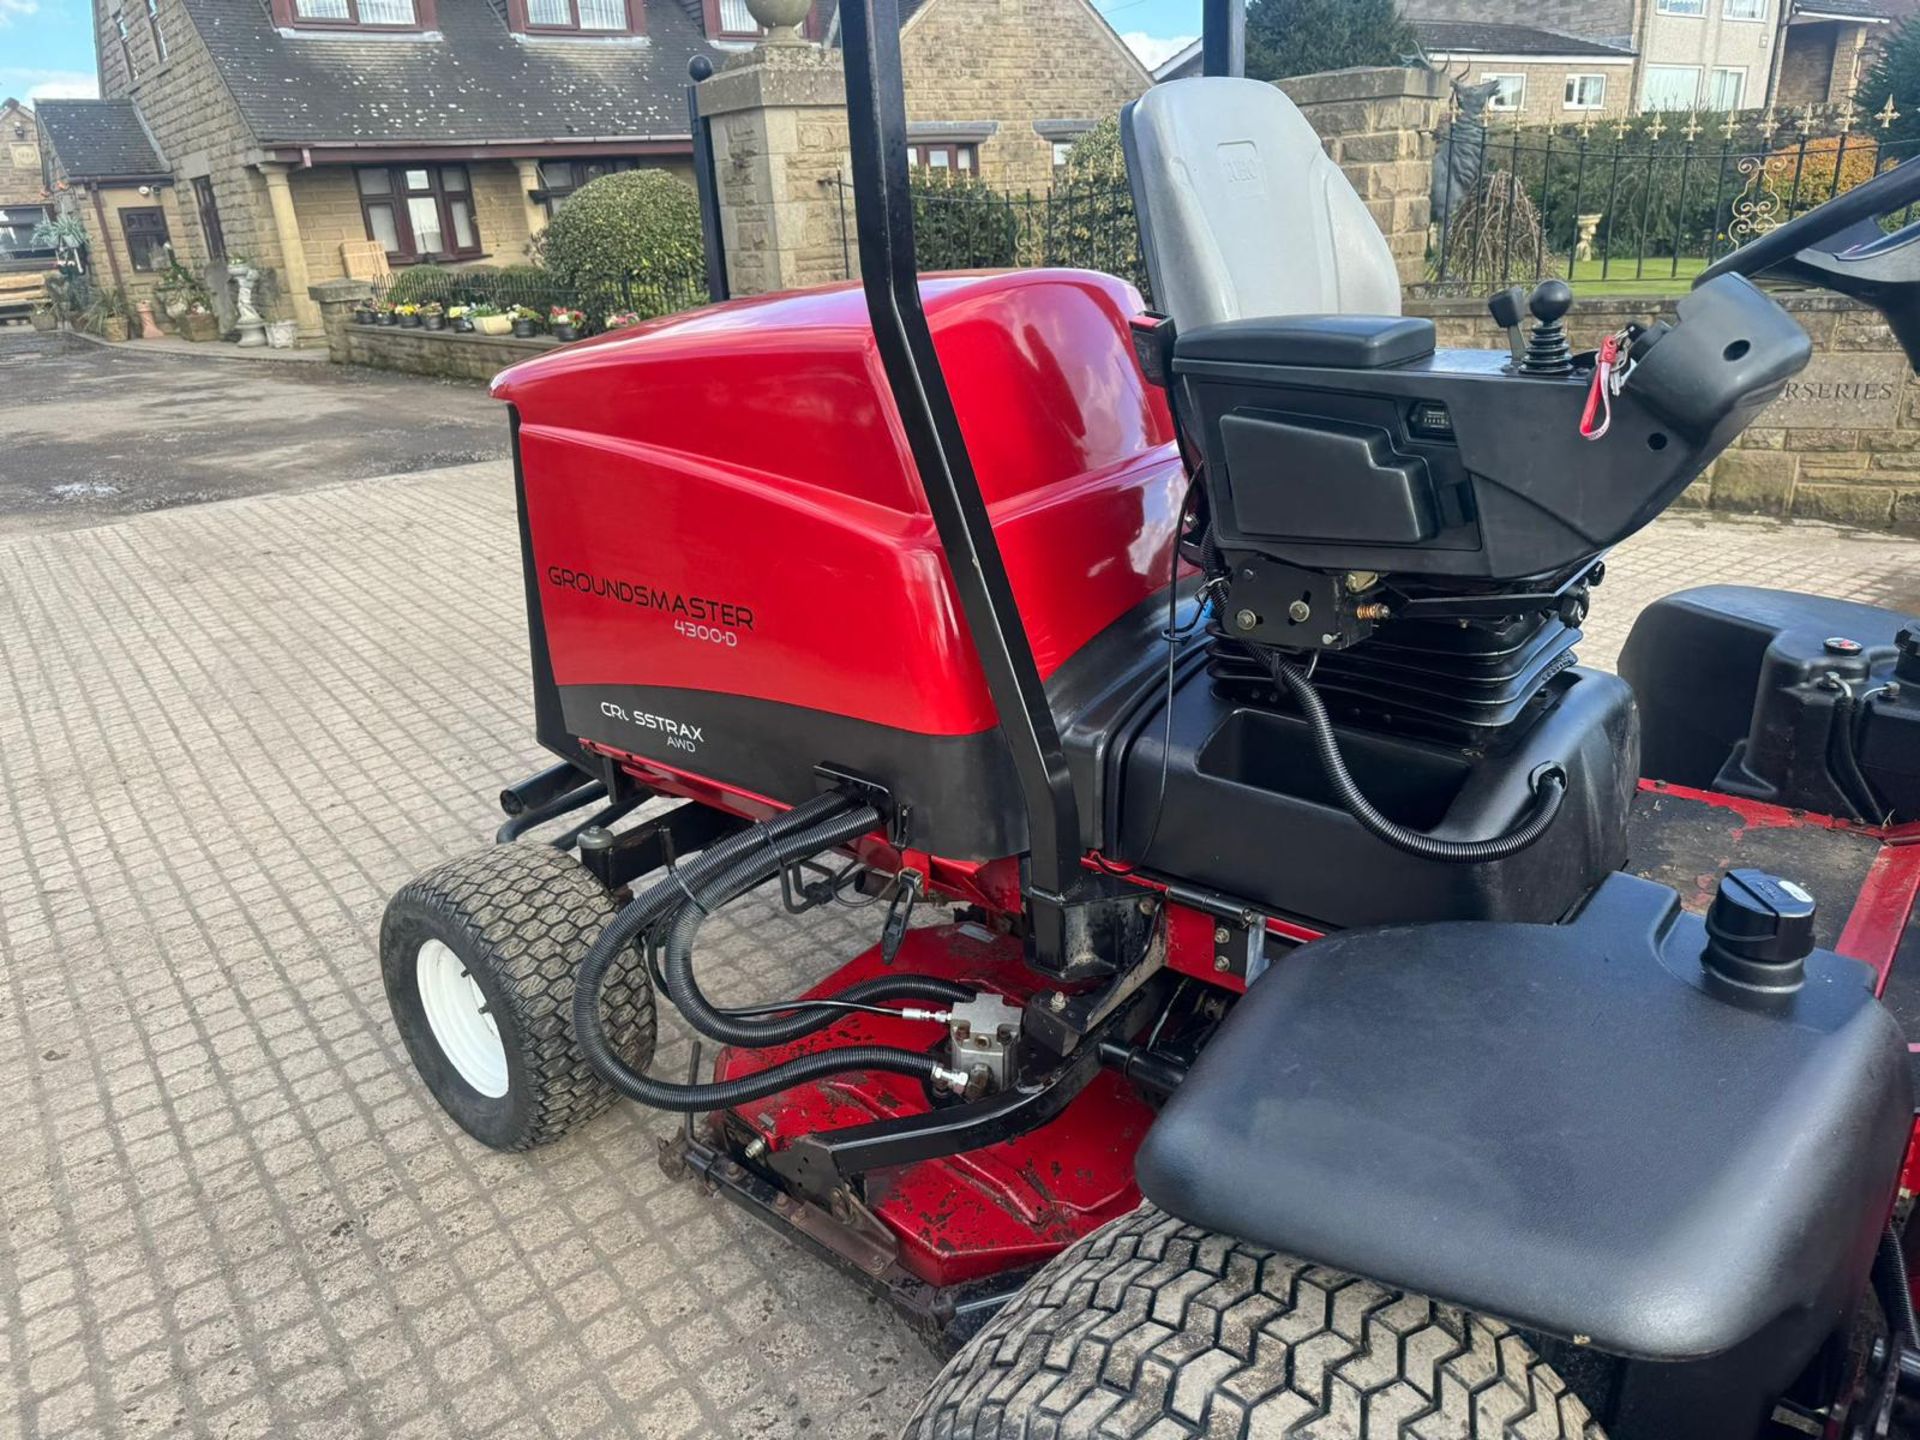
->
380, 2, 1920, 1434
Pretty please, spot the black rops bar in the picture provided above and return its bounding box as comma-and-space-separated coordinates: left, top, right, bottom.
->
1201, 0, 1244, 78
836, 0, 1087, 955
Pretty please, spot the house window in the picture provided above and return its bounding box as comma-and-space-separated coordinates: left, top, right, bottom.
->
536, 157, 639, 215
283, 0, 426, 28
1052, 141, 1074, 169
357, 165, 480, 261
145, 0, 169, 60
705, 0, 760, 36
1723, 0, 1765, 16
120, 206, 171, 271
115, 13, 139, 78
1708, 67, 1746, 109
1481, 74, 1526, 112
1563, 74, 1606, 110
192, 176, 226, 262
0, 204, 53, 258
907, 143, 976, 173
1655, 0, 1705, 13
1642, 64, 1701, 110
518, 0, 636, 30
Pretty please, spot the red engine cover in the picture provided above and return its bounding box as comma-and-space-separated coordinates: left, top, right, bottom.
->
710, 923, 1156, 1288
490, 273, 1184, 857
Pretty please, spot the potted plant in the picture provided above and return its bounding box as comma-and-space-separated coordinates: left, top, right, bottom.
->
85, 292, 130, 342
549, 305, 586, 342
447, 304, 474, 334
374, 301, 397, 326
181, 303, 219, 342
510, 304, 542, 339
604, 310, 643, 331
29, 302, 55, 334
471, 302, 512, 336
353, 300, 378, 325
420, 301, 446, 332
395, 302, 422, 329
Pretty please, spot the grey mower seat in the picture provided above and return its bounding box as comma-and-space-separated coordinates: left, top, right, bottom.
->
1121, 77, 1403, 329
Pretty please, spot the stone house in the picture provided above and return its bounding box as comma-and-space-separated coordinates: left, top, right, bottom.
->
1413, 21, 1638, 122
1, 99, 52, 260
35, 99, 183, 309
888, 0, 1153, 189
1774, 0, 1914, 108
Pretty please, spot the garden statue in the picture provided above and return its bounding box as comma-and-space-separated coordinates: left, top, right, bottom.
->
1430, 76, 1500, 233
229, 261, 267, 347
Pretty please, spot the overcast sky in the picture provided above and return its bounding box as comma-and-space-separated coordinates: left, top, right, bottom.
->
0, 0, 1199, 105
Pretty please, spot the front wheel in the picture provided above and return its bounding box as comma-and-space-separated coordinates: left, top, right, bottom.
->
904, 1203, 1606, 1439
380, 843, 654, 1151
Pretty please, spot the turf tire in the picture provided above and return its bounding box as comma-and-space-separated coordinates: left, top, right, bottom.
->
381, 843, 654, 1151
904, 1203, 1607, 1439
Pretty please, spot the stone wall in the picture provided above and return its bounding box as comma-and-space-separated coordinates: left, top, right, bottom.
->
898, 0, 1152, 190
342, 323, 560, 385
1276, 67, 1444, 288
0, 99, 42, 207
1408, 291, 1920, 531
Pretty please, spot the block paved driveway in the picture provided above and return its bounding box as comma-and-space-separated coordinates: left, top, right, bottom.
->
2, 444, 1918, 1437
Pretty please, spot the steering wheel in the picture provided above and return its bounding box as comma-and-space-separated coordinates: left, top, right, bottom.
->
1698, 154, 1920, 367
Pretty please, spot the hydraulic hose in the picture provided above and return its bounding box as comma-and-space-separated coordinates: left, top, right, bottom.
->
570, 791, 973, 1111
660, 823, 973, 1047
1257, 648, 1568, 863
1875, 1220, 1920, 1343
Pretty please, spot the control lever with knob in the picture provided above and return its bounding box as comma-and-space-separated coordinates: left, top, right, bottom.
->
1487, 286, 1528, 367
1520, 279, 1575, 376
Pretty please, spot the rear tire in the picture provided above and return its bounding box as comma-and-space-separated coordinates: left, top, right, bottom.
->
904, 1203, 1606, 1439
381, 843, 654, 1151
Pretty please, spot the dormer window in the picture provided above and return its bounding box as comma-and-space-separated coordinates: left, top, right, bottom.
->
510, 0, 641, 32
274, 0, 435, 30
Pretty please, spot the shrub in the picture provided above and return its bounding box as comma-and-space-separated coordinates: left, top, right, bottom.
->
1246, 0, 1417, 83
910, 169, 1022, 269
386, 263, 455, 305
1045, 118, 1148, 297
534, 170, 704, 293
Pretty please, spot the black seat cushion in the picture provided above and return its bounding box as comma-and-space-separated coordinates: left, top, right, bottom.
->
1173, 314, 1436, 370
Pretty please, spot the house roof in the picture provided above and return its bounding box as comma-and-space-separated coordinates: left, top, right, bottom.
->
1152, 37, 1200, 81
177, 0, 718, 148
1789, 0, 1911, 20
35, 99, 170, 181
1413, 20, 1637, 58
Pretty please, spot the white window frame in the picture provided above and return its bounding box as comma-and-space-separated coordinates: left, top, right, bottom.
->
1723, 0, 1766, 19
1641, 64, 1702, 111
1563, 73, 1607, 110
1656, 0, 1706, 14
1708, 67, 1746, 109
1482, 73, 1527, 113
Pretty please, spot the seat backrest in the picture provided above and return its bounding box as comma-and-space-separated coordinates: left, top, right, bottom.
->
1122, 78, 1403, 329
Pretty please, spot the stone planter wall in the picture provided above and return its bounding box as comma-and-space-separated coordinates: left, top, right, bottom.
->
342, 323, 561, 384
1406, 291, 1920, 532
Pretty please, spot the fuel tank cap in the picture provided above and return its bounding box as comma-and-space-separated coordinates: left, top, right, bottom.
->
1703, 868, 1815, 992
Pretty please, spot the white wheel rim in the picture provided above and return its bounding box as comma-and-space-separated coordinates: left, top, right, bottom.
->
416, 939, 509, 1098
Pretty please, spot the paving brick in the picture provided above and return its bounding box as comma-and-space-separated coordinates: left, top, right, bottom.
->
0, 456, 1915, 1439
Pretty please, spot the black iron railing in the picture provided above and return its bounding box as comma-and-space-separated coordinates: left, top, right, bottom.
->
1425, 102, 1920, 295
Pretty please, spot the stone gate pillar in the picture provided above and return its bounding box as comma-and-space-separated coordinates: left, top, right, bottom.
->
1276, 66, 1445, 288
697, 45, 856, 297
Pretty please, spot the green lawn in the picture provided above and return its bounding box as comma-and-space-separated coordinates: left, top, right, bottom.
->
1564, 256, 1710, 296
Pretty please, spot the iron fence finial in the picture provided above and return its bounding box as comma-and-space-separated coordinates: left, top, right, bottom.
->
1682, 112, 1701, 143
1877, 95, 1901, 130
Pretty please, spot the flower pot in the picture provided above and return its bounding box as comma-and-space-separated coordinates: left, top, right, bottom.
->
400, 314, 421, 328
512, 319, 537, 338
266, 319, 299, 349
182, 311, 220, 342
473, 314, 512, 336
423, 315, 445, 331
453, 318, 474, 334
353, 309, 376, 325
552, 323, 578, 342
377, 312, 397, 326
101, 316, 130, 343
30, 309, 55, 333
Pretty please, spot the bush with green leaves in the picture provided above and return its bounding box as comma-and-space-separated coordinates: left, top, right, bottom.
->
910, 169, 1022, 270
1044, 118, 1148, 299
1246, 0, 1417, 83
1858, 18, 1920, 147
534, 170, 704, 300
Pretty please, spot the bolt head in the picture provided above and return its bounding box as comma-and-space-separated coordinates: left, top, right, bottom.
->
1213, 926, 1231, 944
1288, 600, 1312, 623
1214, 955, 1231, 971
1235, 608, 1259, 631
578, 826, 614, 853
1048, 992, 1068, 1012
